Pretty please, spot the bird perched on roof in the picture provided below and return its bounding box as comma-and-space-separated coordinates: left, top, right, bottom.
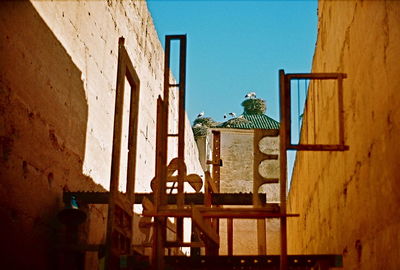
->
245, 91, 257, 99
228, 112, 236, 118
197, 111, 204, 118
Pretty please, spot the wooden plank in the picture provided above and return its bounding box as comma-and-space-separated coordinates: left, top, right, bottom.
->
143, 207, 299, 219
286, 73, 347, 80
135, 241, 204, 248
338, 76, 345, 146
142, 197, 155, 211
154, 97, 168, 207
253, 129, 272, 255
253, 128, 280, 137
151, 33, 176, 269
227, 218, 233, 256
192, 207, 219, 245
164, 255, 343, 268
104, 37, 128, 270
166, 241, 204, 248
210, 130, 221, 252
124, 44, 140, 203
257, 219, 266, 255
211, 130, 221, 191
279, 69, 288, 270
152, 97, 167, 269
63, 192, 268, 206
176, 35, 187, 242
288, 144, 349, 151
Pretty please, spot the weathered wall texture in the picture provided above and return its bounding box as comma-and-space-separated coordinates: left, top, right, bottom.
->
0, 1, 202, 269
287, 1, 400, 269
206, 128, 280, 255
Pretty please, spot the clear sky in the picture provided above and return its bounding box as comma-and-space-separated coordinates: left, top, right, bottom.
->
147, 0, 318, 183
147, 0, 318, 124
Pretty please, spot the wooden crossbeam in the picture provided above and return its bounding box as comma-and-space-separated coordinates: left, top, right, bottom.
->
63, 192, 267, 206
134, 241, 204, 248
164, 255, 343, 268
288, 144, 349, 151
143, 206, 299, 219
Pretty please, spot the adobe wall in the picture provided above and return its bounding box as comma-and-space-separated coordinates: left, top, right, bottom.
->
287, 1, 400, 269
209, 128, 280, 255
0, 1, 202, 269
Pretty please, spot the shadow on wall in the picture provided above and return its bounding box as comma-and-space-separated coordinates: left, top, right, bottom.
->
0, 2, 105, 269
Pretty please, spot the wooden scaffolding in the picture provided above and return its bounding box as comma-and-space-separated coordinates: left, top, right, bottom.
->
60, 35, 348, 270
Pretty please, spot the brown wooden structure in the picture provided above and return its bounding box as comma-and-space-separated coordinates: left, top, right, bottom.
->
104, 37, 140, 269
59, 36, 348, 270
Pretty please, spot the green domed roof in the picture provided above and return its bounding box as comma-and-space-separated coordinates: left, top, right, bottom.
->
217, 113, 279, 129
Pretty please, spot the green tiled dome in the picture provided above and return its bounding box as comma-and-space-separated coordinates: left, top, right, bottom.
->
217, 113, 279, 129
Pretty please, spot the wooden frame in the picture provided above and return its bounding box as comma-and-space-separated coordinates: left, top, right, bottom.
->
152, 35, 187, 269
253, 129, 280, 255
279, 69, 348, 270
280, 70, 348, 151
105, 37, 140, 270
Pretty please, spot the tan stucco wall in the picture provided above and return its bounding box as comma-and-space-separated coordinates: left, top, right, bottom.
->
287, 1, 400, 269
0, 1, 202, 269
208, 128, 280, 255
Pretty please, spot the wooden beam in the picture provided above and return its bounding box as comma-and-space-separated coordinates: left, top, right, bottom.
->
279, 69, 288, 270
136, 241, 205, 248
164, 255, 343, 268
211, 130, 221, 191
142, 197, 154, 212
338, 76, 345, 146
143, 207, 299, 219
227, 218, 233, 256
257, 219, 266, 255
123, 42, 141, 203
285, 73, 347, 80
104, 37, 128, 270
176, 35, 187, 243
63, 192, 268, 206
192, 207, 220, 245
288, 144, 349, 151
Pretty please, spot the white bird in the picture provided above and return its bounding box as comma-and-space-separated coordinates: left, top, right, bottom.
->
197, 111, 204, 118
245, 91, 257, 99
228, 112, 236, 118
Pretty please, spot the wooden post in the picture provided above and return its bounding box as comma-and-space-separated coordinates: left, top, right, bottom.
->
338, 75, 345, 146
176, 35, 187, 243
257, 219, 267, 255
253, 129, 267, 255
104, 38, 127, 270
211, 130, 221, 255
227, 218, 233, 256
279, 69, 288, 270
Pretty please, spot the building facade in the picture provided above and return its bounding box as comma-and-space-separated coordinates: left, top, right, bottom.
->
196, 102, 281, 255
287, 1, 400, 269
0, 1, 202, 269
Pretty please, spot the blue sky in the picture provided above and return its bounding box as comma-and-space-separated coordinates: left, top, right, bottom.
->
147, 0, 318, 124
147, 0, 318, 182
